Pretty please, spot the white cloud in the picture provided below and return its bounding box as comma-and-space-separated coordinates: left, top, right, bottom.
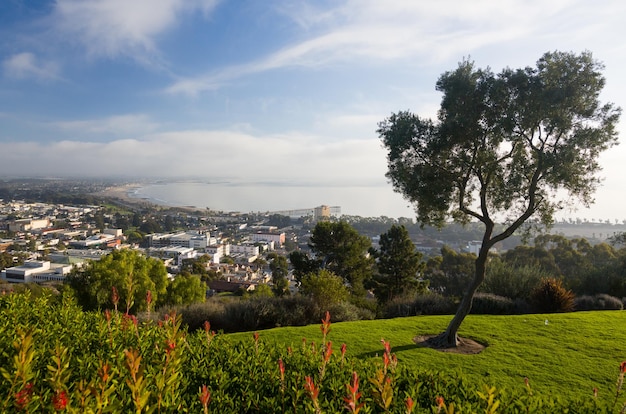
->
52, 0, 220, 61
166, 0, 626, 95
0, 128, 388, 184
2, 52, 61, 81
53, 114, 160, 137
164, 0, 569, 94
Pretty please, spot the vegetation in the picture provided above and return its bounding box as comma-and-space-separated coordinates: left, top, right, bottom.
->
378, 51, 621, 346
370, 225, 427, 304
290, 221, 374, 297
2, 291, 626, 413
268, 253, 290, 297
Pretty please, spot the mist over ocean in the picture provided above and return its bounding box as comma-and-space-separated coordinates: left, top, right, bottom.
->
129, 181, 416, 218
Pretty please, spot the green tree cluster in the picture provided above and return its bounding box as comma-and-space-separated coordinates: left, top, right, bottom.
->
290, 221, 374, 297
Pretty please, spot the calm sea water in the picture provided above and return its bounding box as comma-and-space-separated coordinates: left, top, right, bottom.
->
130, 181, 416, 218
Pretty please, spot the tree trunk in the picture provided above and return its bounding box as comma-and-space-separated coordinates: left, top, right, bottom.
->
435, 248, 489, 348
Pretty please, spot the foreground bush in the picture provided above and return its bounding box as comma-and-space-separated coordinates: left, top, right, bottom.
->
1, 290, 626, 413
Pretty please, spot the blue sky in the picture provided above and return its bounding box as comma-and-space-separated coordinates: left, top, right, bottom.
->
1, 0, 625, 220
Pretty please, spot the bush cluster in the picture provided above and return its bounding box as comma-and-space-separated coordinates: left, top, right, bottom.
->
166, 295, 375, 333
574, 294, 624, 311
2, 290, 625, 413
383, 293, 456, 318
469, 293, 531, 315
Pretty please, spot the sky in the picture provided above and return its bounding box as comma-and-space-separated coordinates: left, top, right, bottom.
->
1, 0, 625, 221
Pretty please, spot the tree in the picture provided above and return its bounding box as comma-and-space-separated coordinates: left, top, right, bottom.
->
299, 269, 349, 312
267, 214, 291, 228
370, 224, 426, 304
164, 274, 206, 306
67, 249, 168, 312
268, 253, 290, 296
378, 51, 620, 347
180, 254, 212, 278
164, 215, 175, 232
289, 251, 320, 285
297, 221, 374, 296
424, 245, 476, 297
140, 218, 162, 234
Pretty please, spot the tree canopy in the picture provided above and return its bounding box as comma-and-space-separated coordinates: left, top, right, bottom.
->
290, 221, 374, 297
378, 51, 620, 347
68, 249, 168, 312
370, 224, 426, 303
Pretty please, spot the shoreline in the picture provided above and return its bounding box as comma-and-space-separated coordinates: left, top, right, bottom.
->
94, 184, 204, 213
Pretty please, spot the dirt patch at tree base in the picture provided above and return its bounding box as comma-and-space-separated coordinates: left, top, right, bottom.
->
413, 335, 486, 354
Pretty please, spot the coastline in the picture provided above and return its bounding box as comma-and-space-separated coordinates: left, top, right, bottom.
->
95, 184, 203, 213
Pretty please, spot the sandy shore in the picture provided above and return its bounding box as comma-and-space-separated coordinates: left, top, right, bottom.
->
95, 184, 205, 213
95, 184, 142, 202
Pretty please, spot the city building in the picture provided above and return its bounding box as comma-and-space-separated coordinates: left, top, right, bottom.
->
1, 260, 72, 283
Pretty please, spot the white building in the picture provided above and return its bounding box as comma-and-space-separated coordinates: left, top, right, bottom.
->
230, 244, 259, 257
206, 244, 230, 264
148, 231, 213, 249
69, 233, 116, 248
467, 241, 482, 256
148, 246, 197, 267
1, 261, 72, 283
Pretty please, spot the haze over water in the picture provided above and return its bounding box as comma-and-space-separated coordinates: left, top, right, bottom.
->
128, 181, 624, 223
130, 181, 416, 218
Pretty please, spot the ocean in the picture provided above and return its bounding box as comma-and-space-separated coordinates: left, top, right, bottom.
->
129, 181, 416, 218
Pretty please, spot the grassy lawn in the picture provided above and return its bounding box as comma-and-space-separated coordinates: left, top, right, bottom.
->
228, 311, 626, 400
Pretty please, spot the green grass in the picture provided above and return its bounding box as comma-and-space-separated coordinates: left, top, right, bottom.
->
228, 311, 626, 400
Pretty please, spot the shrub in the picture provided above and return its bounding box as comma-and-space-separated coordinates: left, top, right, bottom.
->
328, 301, 375, 322
174, 294, 378, 333
174, 298, 228, 332
481, 260, 552, 299
383, 293, 455, 318
470, 293, 517, 315
530, 277, 575, 313
574, 294, 624, 311
300, 269, 349, 310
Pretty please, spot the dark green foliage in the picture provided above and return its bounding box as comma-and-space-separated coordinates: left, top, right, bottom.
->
298, 221, 374, 296
530, 278, 575, 313
328, 301, 375, 322
370, 224, 427, 304
481, 259, 553, 300
268, 253, 289, 296
266, 214, 291, 228
383, 293, 456, 318
0, 252, 26, 270
176, 294, 373, 333
424, 246, 475, 297
574, 294, 624, 311
288, 250, 319, 284
139, 217, 162, 234
469, 293, 527, 315
502, 245, 560, 275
